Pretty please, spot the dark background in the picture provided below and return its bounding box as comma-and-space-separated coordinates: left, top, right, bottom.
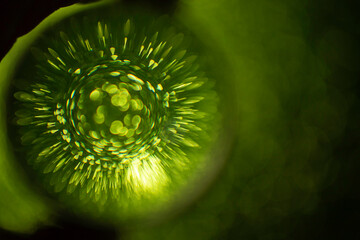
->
1, 0, 360, 239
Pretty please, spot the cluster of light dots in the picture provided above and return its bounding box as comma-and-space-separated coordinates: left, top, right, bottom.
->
12, 16, 218, 212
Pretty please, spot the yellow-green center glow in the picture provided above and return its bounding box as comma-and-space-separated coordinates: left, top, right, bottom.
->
9, 11, 220, 220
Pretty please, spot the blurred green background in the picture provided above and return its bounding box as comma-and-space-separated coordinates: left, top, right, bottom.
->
1, 0, 360, 239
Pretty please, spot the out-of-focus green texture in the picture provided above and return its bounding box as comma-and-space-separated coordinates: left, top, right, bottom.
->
129, 0, 348, 239
0, 0, 354, 238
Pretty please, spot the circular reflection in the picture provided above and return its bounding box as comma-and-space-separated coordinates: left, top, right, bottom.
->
8, 7, 222, 222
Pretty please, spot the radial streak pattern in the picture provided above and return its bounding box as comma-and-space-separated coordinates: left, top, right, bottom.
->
12, 15, 218, 217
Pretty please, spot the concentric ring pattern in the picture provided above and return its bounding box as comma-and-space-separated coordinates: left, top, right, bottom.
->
10, 12, 220, 219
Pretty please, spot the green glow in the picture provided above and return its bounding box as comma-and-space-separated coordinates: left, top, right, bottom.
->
0, 0, 350, 238
8, 7, 220, 222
